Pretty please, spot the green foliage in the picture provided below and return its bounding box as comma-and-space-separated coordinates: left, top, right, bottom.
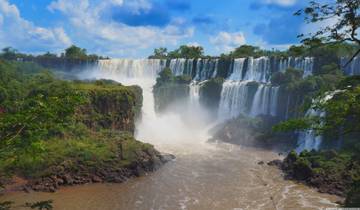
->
1, 47, 18, 60
169, 45, 204, 59
26, 200, 53, 210
174, 75, 192, 84
64, 45, 87, 59
0, 60, 147, 180
283, 149, 360, 200
156, 67, 173, 85
271, 68, 303, 86
317, 63, 342, 76
149, 48, 168, 59
0, 201, 13, 210
288, 45, 307, 56
149, 45, 204, 59
345, 180, 360, 207
296, 0, 360, 47
230, 45, 262, 58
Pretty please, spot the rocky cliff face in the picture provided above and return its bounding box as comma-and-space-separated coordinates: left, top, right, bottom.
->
153, 83, 189, 113
76, 83, 143, 134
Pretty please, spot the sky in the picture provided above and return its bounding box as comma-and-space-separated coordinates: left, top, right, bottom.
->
0, 0, 316, 58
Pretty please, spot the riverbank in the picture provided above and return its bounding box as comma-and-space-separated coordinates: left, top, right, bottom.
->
268, 149, 360, 207
1, 136, 174, 194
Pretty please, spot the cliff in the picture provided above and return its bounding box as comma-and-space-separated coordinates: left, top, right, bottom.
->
0, 64, 172, 194
75, 81, 143, 134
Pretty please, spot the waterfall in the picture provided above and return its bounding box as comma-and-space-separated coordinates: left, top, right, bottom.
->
194, 59, 219, 81
218, 57, 283, 121
277, 57, 314, 77
250, 85, 279, 117
93, 59, 211, 145
96, 57, 313, 123
341, 57, 360, 76
97, 59, 165, 79
295, 90, 344, 152
189, 81, 201, 109
229, 58, 246, 80
296, 109, 323, 152
243, 57, 271, 83
218, 81, 250, 120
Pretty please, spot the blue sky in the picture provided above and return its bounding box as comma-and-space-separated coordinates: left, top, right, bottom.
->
0, 0, 313, 58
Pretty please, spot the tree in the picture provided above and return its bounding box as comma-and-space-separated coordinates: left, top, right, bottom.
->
155, 67, 173, 86
296, 0, 360, 65
231, 45, 261, 57
150, 48, 168, 59
178, 45, 204, 58
65, 45, 87, 59
1, 47, 18, 60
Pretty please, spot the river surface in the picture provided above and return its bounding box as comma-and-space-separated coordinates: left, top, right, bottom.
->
1, 141, 340, 210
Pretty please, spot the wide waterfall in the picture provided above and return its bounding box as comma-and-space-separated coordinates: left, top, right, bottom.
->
218, 57, 313, 121
93, 57, 316, 123
97, 59, 166, 79
167, 58, 219, 81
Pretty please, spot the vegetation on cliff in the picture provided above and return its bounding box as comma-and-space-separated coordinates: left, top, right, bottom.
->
0, 60, 166, 193
153, 67, 191, 112
199, 77, 224, 111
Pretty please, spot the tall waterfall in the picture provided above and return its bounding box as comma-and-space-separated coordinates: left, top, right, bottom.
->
250, 85, 279, 117
341, 57, 360, 75
296, 109, 323, 152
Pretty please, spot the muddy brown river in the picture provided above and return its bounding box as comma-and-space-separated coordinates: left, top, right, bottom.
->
1, 142, 340, 210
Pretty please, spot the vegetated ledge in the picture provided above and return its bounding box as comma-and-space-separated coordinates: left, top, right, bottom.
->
267, 149, 360, 199
0, 79, 174, 194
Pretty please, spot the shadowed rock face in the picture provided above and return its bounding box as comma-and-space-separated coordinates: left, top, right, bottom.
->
76, 85, 143, 134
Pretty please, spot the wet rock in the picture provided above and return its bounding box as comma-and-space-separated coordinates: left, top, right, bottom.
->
62, 174, 74, 185
160, 153, 176, 163
92, 176, 102, 183
267, 160, 282, 168
23, 186, 31, 193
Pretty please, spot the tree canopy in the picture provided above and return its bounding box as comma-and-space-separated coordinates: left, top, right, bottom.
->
296, 0, 360, 63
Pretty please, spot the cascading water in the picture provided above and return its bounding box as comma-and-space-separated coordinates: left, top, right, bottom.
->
218, 81, 250, 120
194, 59, 219, 81
217, 56, 314, 121
250, 85, 279, 117
341, 57, 360, 75
296, 109, 323, 152
296, 90, 344, 152
93, 59, 211, 149
278, 57, 314, 77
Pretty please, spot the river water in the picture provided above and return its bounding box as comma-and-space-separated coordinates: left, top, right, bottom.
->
1, 142, 340, 210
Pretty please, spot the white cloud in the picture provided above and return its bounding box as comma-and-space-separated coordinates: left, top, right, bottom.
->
187, 42, 200, 47
0, 0, 71, 53
210, 31, 246, 52
263, 0, 297, 7
47, 0, 194, 57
